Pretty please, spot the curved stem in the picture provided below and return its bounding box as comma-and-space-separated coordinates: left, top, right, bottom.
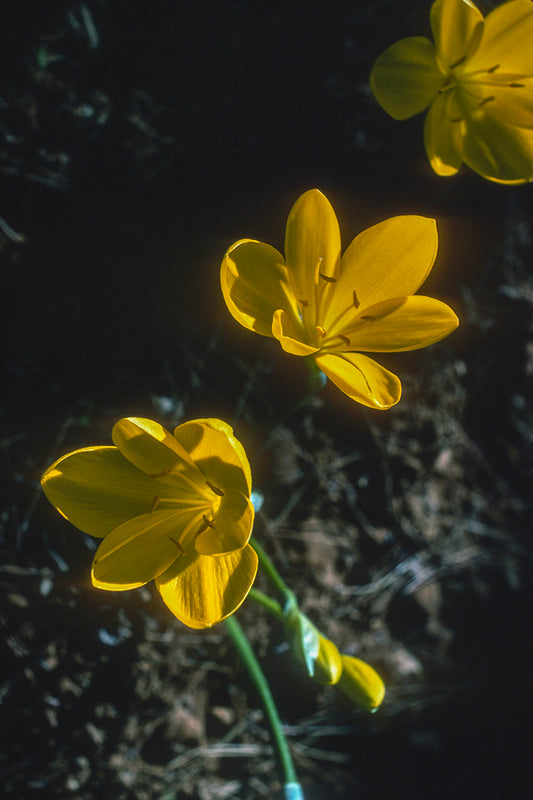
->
248, 587, 284, 619
251, 536, 293, 602
225, 615, 304, 797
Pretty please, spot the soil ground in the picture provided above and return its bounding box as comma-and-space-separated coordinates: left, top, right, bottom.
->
2, 2, 533, 798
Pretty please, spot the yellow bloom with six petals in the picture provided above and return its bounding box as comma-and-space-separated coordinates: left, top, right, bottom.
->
41, 417, 258, 629
221, 189, 458, 409
370, 0, 533, 184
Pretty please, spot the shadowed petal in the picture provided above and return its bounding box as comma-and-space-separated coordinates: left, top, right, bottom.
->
156, 544, 259, 628
91, 508, 200, 590
461, 102, 533, 183
195, 490, 254, 555
470, 0, 533, 74
424, 91, 464, 176
285, 190, 341, 318
174, 419, 252, 496
315, 352, 401, 409
430, 0, 484, 70
346, 296, 459, 353
370, 36, 444, 120
328, 216, 438, 324
113, 417, 197, 477
338, 655, 386, 711
272, 308, 319, 356
221, 239, 296, 336
41, 446, 166, 537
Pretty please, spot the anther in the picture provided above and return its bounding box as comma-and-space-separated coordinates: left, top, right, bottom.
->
361, 315, 376, 322
352, 289, 360, 309
449, 56, 467, 69
318, 272, 337, 284
508, 82, 525, 88
450, 117, 463, 123
486, 64, 500, 73
298, 298, 309, 307
315, 325, 327, 338
338, 334, 350, 345
169, 536, 186, 554
206, 480, 224, 497
478, 96, 495, 106
202, 514, 216, 529
151, 495, 160, 513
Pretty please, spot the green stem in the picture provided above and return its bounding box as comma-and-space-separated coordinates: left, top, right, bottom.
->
225, 615, 303, 798
251, 536, 293, 603
248, 587, 284, 619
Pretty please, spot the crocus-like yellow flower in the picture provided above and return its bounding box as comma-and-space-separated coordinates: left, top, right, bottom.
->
287, 608, 385, 711
41, 417, 258, 629
370, 0, 533, 184
221, 189, 458, 409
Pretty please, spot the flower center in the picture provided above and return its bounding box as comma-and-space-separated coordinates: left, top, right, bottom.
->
438, 61, 527, 120
151, 478, 224, 556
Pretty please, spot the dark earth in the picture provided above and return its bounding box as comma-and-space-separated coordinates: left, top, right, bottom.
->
2, 1, 533, 798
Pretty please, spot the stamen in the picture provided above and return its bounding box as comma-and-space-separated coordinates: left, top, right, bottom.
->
315, 325, 327, 338
478, 95, 495, 106
205, 480, 224, 497
318, 272, 337, 284
338, 334, 350, 346
298, 298, 309, 307
150, 468, 171, 478
361, 315, 376, 322
449, 56, 467, 69
450, 117, 462, 123
352, 290, 360, 309
151, 495, 160, 513
508, 82, 525, 88
169, 536, 186, 554
202, 514, 216, 529
486, 64, 500, 74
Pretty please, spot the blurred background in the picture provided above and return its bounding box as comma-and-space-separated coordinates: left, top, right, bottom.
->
2, 1, 533, 797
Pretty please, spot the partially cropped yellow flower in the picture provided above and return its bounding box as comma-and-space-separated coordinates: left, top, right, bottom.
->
221, 189, 458, 409
370, 0, 533, 184
41, 417, 258, 628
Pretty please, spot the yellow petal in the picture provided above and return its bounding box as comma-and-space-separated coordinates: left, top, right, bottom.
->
112, 417, 197, 476
470, 0, 533, 74
195, 489, 254, 555
370, 36, 444, 120
485, 79, 533, 130
327, 216, 438, 326
156, 544, 258, 628
41, 446, 164, 537
346, 296, 459, 353
430, 0, 484, 71
272, 308, 319, 356
423, 91, 464, 176
220, 239, 296, 336
315, 352, 401, 409
461, 103, 533, 183
338, 655, 386, 711
284, 189, 341, 322
173, 418, 252, 496
91, 508, 199, 590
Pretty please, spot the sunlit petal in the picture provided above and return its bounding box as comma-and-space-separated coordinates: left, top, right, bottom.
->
328, 216, 438, 322
315, 352, 401, 409
91, 508, 199, 590
338, 655, 386, 711
220, 239, 296, 336
430, 0, 484, 71
284, 189, 341, 319
156, 544, 258, 628
195, 490, 254, 555
423, 91, 464, 176
346, 296, 459, 353
272, 308, 319, 356
41, 446, 163, 537
370, 36, 444, 120
174, 419, 252, 496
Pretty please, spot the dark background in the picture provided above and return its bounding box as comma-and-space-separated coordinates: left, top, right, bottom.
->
2, 1, 533, 798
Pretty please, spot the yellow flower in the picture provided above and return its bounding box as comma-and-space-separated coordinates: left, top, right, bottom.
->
370, 0, 533, 184
221, 189, 458, 409
287, 608, 385, 711
41, 417, 258, 629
